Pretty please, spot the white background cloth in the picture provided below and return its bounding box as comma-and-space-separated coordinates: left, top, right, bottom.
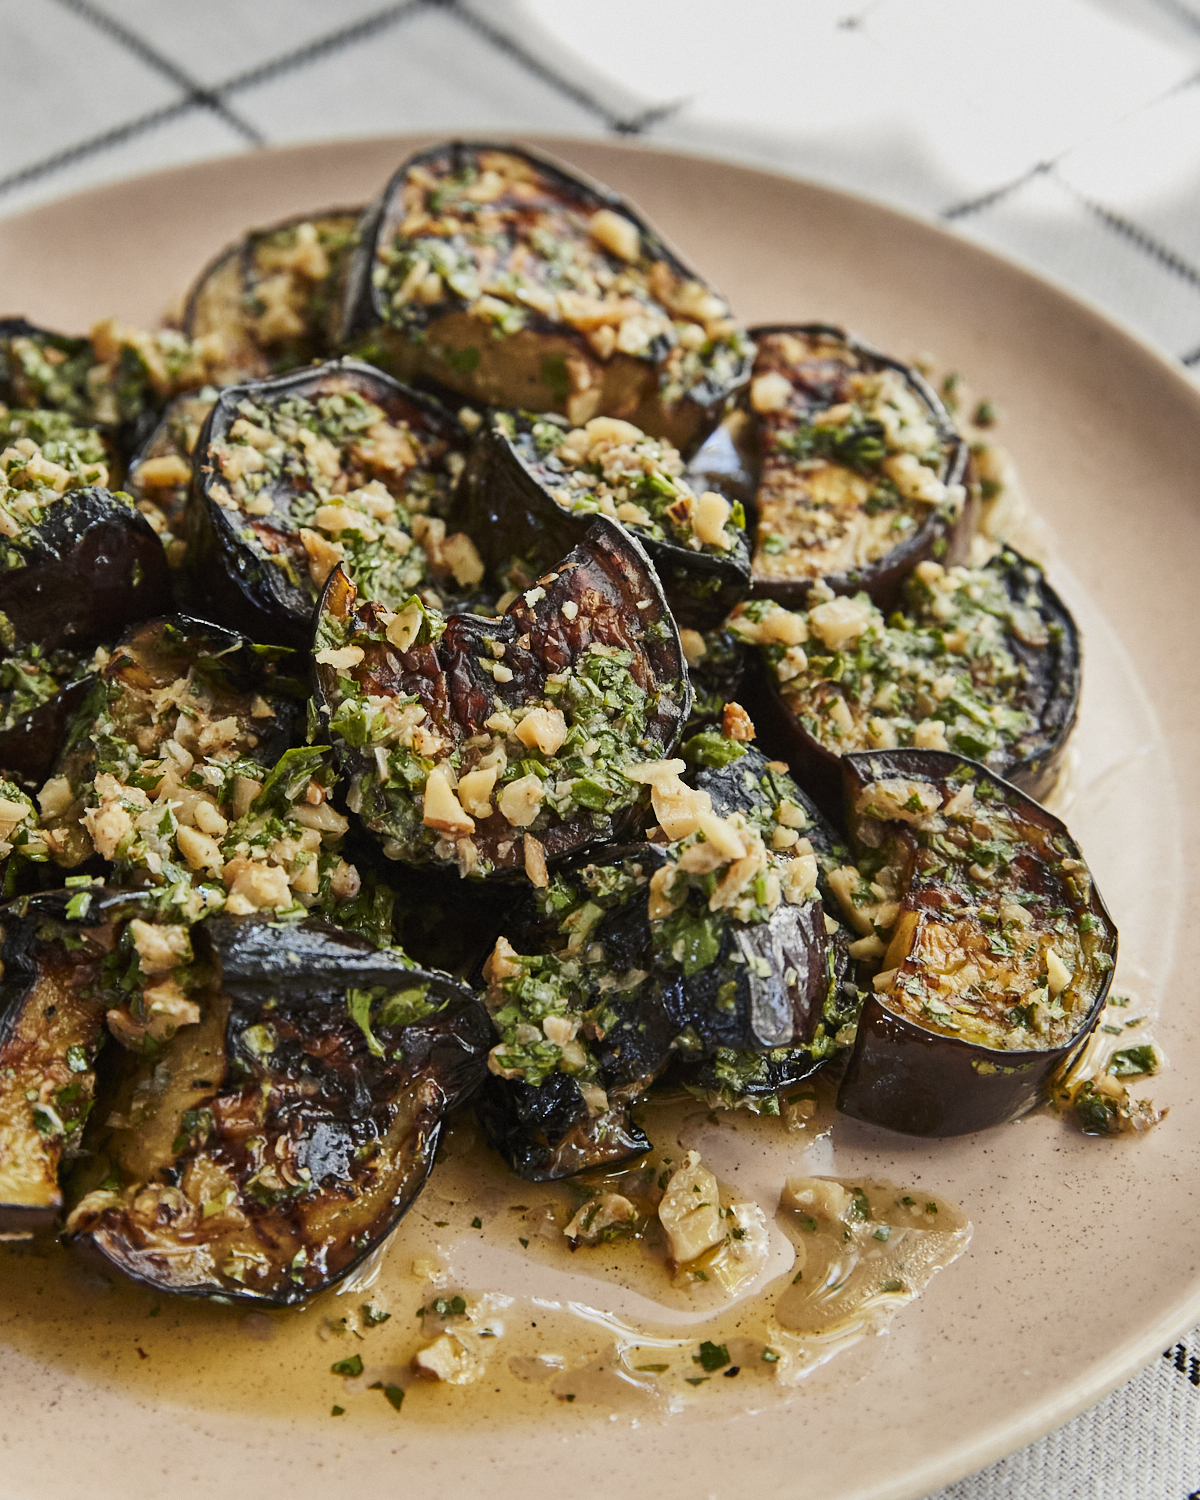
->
1, 2, 1198, 1493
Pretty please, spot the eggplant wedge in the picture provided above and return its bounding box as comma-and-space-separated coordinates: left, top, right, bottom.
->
313, 517, 690, 879
66, 915, 491, 1305
184, 358, 473, 647
184, 210, 361, 384
832, 750, 1117, 1136
0, 887, 142, 1233
456, 409, 751, 629
746, 326, 971, 610
337, 141, 753, 450
0, 449, 171, 654
125, 391, 217, 556
475, 743, 845, 1176
732, 548, 1081, 815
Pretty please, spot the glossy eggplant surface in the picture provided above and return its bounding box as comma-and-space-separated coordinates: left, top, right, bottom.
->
185, 210, 361, 384
832, 750, 1117, 1136
337, 142, 753, 450
0, 454, 171, 654
184, 358, 472, 647
746, 326, 971, 611
733, 547, 1081, 815
0, 887, 142, 1233
457, 409, 751, 629
475, 741, 845, 1176
313, 517, 690, 879
66, 915, 491, 1305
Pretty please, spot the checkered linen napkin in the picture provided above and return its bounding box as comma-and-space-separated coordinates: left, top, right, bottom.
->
2, 2, 1198, 1494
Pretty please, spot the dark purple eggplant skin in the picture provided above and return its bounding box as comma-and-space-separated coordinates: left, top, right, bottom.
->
746, 324, 974, 614
478, 749, 849, 1177
183, 358, 465, 649
835, 749, 1117, 1137
455, 411, 751, 631
336, 140, 753, 453
0, 487, 173, 656
67, 916, 492, 1307
0, 676, 94, 788
314, 517, 691, 877
0, 888, 152, 1234
739, 546, 1082, 822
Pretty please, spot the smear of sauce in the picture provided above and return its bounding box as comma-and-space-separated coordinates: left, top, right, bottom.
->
0, 1092, 970, 1428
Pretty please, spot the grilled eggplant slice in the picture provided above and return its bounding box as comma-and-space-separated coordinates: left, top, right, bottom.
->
747, 326, 971, 610
313, 517, 690, 879
338, 141, 753, 450
456, 409, 751, 629
733, 549, 1081, 815
476, 745, 844, 1176
185, 210, 361, 384
0, 888, 138, 1233
66, 916, 491, 1305
125, 391, 217, 556
184, 358, 472, 647
832, 750, 1117, 1136
0, 448, 171, 655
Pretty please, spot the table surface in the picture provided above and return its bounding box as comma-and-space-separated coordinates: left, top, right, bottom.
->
2, 3, 1199, 1495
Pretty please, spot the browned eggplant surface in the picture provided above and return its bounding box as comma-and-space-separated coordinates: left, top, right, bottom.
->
476, 741, 847, 1176
747, 326, 970, 610
66, 916, 491, 1305
184, 358, 474, 647
679, 624, 747, 733
185, 210, 361, 384
732, 547, 1081, 815
457, 409, 751, 629
832, 750, 1117, 1136
338, 142, 753, 450
313, 517, 690, 879
0, 887, 139, 1234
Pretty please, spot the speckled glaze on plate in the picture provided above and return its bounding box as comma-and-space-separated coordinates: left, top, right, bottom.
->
0, 137, 1196, 1500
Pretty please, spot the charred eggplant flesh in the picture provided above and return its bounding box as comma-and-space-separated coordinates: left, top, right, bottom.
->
66, 916, 491, 1305
185, 210, 361, 384
338, 142, 752, 449
313, 518, 690, 878
458, 409, 751, 629
747, 326, 970, 609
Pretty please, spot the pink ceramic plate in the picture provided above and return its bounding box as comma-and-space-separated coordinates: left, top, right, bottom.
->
0, 137, 1196, 1500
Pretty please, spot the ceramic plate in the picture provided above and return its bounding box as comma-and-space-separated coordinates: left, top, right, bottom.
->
1, 137, 1197, 1500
